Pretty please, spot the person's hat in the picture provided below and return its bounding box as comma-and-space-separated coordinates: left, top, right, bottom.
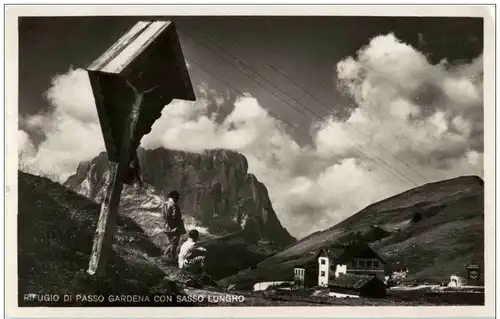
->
168, 190, 180, 199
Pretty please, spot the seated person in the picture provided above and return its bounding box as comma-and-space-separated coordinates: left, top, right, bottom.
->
178, 229, 207, 274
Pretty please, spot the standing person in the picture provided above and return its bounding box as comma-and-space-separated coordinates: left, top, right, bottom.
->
162, 190, 186, 261
178, 229, 207, 274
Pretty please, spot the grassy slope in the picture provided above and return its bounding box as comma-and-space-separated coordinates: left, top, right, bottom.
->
17, 171, 485, 306
18, 171, 185, 306
220, 176, 484, 288
117, 186, 279, 281
196, 232, 283, 280
17, 171, 277, 302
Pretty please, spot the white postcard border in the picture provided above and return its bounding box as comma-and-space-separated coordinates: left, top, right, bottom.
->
5, 4, 496, 318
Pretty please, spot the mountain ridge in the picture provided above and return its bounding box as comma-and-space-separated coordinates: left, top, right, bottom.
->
63, 147, 296, 279
64, 147, 295, 246
219, 175, 484, 288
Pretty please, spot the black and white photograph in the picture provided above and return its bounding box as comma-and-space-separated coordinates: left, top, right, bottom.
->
7, 4, 494, 314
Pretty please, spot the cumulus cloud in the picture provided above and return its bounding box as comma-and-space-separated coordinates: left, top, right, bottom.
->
19, 68, 105, 181
19, 33, 483, 238
334, 33, 483, 175
18, 129, 36, 160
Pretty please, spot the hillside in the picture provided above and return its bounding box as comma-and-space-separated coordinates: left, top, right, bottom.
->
65, 147, 295, 245
219, 176, 484, 289
63, 148, 294, 279
17, 171, 485, 307
17, 171, 184, 306
17, 171, 296, 307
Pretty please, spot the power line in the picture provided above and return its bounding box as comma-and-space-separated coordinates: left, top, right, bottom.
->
185, 33, 419, 187
189, 49, 323, 122
186, 58, 392, 187
197, 34, 423, 187
265, 58, 443, 183
187, 40, 417, 188
225, 35, 450, 183
186, 59, 314, 141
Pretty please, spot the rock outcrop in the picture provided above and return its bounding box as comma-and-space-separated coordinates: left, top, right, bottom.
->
64, 147, 295, 246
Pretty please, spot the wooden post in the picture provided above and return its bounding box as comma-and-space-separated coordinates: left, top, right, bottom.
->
87, 162, 119, 275
88, 88, 145, 275
85, 20, 195, 276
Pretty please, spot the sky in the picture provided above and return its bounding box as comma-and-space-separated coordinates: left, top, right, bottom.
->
18, 16, 484, 238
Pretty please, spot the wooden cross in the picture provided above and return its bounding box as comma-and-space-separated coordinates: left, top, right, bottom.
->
85, 20, 195, 276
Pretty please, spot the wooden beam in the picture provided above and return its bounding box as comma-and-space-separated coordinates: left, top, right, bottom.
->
85, 20, 195, 276
87, 82, 147, 275
87, 161, 119, 275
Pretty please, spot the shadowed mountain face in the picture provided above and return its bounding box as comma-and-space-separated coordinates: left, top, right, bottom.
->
64, 147, 295, 246
17, 171, 185, 306
220, 176, 484, 289
63, 148, 295, 280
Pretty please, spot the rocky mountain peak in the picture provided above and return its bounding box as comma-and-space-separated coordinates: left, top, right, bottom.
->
64, 147, 295, 246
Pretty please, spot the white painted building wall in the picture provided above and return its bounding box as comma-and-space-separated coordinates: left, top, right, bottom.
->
335, 264, 347, 278
318, 256, 329, 287
448, 275, 467, 287
253, 281, 291, 291
328, 292, 360, 298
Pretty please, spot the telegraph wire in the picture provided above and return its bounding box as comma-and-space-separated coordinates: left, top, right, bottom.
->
225, 35, 449, 183
185, 58, 404, 188
184, 34, 420, 187
195, 34, 422, 187
186, 59, 314, 141
265, 57, 443, 183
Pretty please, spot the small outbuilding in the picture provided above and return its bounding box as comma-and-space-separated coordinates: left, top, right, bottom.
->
448, 275, 467, 287
328, 273, 386, 298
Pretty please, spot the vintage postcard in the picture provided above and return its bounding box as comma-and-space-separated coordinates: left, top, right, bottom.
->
5, 4, 495, 319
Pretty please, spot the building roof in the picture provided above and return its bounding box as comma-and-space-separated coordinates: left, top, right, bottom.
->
329, 274, 379, 289
316, 245, 346, 260
315, 242, 387, 265
292, 242, 387, 271
335, 242, 387, 265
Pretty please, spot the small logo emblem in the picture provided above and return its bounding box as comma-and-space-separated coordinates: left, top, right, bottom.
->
467, 264, 481, 280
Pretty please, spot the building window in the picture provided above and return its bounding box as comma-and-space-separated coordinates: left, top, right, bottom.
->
295, 268, 305, 277
358, 260, 365, 268
373, 261, 379, 268
321, 259, 326, 265
321, 271, 325, 276
367, 260, 373, 268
